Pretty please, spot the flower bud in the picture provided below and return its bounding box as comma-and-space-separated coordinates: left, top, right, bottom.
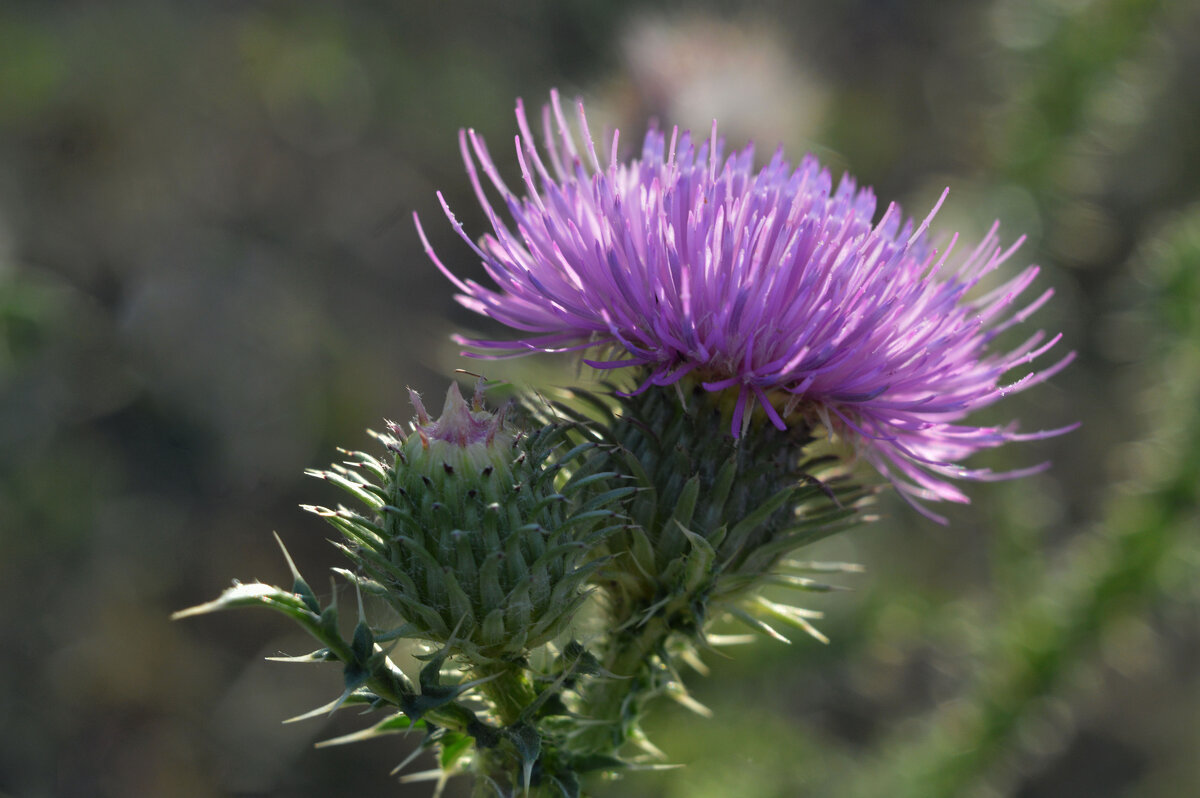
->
308, 381, 616, 663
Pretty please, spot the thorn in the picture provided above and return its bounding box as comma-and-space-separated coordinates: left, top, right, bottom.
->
273, 531, 304, 583
284, 696, 342, 724
388, 744, 428, 776
667, 686, 713, 718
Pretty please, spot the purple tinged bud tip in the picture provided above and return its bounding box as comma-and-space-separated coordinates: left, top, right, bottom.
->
410, 381, 507, 448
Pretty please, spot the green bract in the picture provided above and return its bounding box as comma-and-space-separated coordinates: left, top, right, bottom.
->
305, 382, 623, 662
554, 381, 871, 632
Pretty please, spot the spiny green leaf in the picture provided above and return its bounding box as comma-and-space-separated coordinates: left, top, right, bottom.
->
171, 582, 317, 625
315, 712, 419, 747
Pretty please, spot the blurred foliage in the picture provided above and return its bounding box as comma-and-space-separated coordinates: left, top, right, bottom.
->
1, 1, 1198, 797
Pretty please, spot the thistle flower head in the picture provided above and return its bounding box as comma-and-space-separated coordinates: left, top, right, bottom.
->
416, 91, 1075, 520
308, 382, 616, 661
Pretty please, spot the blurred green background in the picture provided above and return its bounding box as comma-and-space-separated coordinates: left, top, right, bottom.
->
2, 1, 1198, 796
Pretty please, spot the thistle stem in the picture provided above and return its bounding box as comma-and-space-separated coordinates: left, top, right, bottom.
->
578, 613, 671, 754
470, 662, 563, 796
474, 662, 539, 726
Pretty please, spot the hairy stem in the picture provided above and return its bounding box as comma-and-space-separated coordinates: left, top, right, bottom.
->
577, 613, 671, 755
474, 662, 540, 726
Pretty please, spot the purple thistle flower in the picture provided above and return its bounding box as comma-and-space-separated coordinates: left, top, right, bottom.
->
415, 91, 1076, 521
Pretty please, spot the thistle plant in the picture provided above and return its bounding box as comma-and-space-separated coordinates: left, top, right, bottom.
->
177, 91, 1073, 797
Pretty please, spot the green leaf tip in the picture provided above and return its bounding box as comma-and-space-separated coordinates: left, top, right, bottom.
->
171, 582, 314, 622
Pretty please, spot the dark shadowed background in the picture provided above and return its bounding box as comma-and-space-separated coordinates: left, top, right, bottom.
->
2, 1, 1198, 796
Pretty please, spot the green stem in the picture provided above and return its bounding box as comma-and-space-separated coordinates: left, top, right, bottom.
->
474, 662, 539, 726
470, 662, 560, 796
577, 614, 671, 754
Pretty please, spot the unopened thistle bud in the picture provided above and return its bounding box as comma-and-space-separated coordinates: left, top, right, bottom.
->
307, 381, 619, 663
